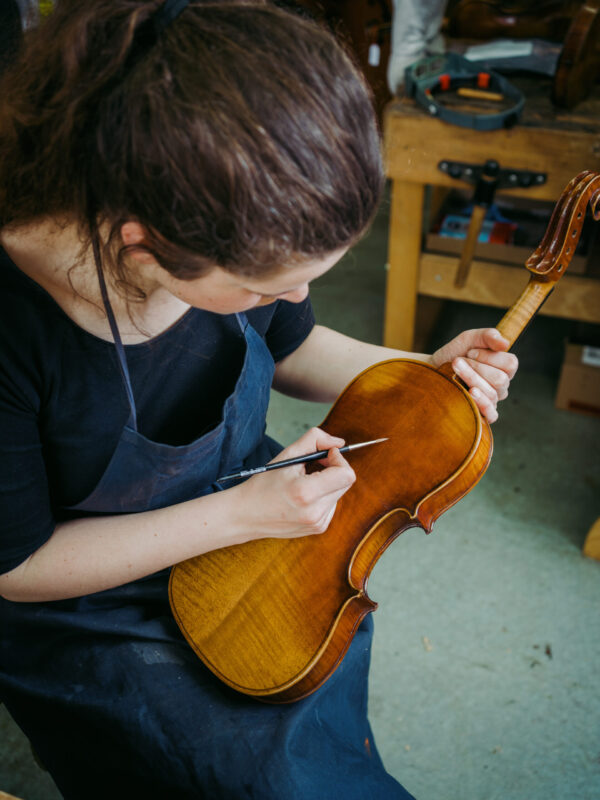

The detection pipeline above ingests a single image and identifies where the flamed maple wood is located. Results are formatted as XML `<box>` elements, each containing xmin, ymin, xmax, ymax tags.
<box><xmin>169</xmin><ymin>171</ymin><xmax>600</xmax><ymax>702</ymax></box>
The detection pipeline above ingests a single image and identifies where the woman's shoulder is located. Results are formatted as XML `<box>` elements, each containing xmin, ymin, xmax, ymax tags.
<box><xmin>247</xmin><ymin>296</ymin><xmax>315</xmax><ymax>362</ymax></box>
<box><xmin>0</xmin><ymin>244</ymin><xmax>63</xmax><ymax>337</ymax></box>
<box><xmin>0</xmin><ymin>244</ymin><xmax>70</xmax><ymax>408</ymax></box>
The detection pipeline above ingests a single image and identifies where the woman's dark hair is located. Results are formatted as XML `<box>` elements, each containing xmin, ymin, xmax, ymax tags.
<box><xmin>0</xmin><ymin>0</ymin><xmax>384</xmax><ymax>284</ymax></box>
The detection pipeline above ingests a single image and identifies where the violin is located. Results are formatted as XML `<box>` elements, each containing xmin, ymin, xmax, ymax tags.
<box><xmin>552</xmin><ymin>0</ymin><xmax>600</xmax><ymax>109</ymax></box>
<box><xmin>169</xmin><ymin>171</ymin><xmax>600</xmax><ymax>703</ymax></box>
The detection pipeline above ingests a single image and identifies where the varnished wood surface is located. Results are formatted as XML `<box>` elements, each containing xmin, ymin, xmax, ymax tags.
<box><xmin>169</xmin><ymin>173</ymin><xmax>598</xmax><ymax>703</ymax></box>
<box><xmin>496</xmin><ymin>171</ymin><xmax>600</xmax><ymax>344</ymax></box>
<box><xmin>169</xmin><ymin>359</ymin><xmax>493</xmax><ymax>702</ymax></box>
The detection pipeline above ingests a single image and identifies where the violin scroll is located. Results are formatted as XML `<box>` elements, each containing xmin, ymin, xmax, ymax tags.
<box><xmin>526</xmin><ymin>171</ymin><xmax>600</xmax><ymax>280</ymax></box>
<box><xmin>496</xmin><ymin>170</ymin><xmax>600</xmax><ymax>348</ymax></box>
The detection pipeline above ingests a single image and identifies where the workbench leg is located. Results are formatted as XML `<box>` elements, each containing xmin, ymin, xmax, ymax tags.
<box><xmin>384</xmin><ymin>180</ymin><xmax>425</xmax><ymax>351</ymax></box>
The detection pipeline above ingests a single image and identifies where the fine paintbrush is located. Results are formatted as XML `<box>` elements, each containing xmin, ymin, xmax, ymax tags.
<box><xmin>217</xmin><ymin>437</ymin><xmax>388</xmax><ymax>482</ymax></box>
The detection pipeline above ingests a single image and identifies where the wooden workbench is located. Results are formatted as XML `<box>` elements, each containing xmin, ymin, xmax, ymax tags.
<box><xmin>383</xmin><ymin>77</ymin><xmax>600</xmax><ymax>350</ymax></box>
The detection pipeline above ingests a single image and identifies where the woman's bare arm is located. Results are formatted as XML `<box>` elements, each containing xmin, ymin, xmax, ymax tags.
<box><xmin>0</xmin><ymin>428</ymin><xmax>355</xmax><ymax>603</ymax></box>
<box><xmin>273</xmin><ymin>324</ymin><xmax>518</xmax><ymax>423</ymax></box>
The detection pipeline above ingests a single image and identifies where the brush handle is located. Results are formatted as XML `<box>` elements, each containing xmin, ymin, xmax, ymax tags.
<box><xmin>217</xmin><ymin>439</ymin><xmax>387</xmax><ymax>482</ymax></box>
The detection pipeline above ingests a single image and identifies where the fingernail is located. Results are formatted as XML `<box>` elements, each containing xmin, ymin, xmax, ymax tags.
<box><xmin>471</xmin><ymin>388</ymin><xmax>481</xmax><ymax>399</ymax></box>
<box><xmin>455</xmin><ymin>358</ymin><xmax>466</xmax><ymax>372</ymax></box>
<box><xmin>467</xmin><ymin>349</ymin><xmax>479</xmax><ymax>360</ymax></box>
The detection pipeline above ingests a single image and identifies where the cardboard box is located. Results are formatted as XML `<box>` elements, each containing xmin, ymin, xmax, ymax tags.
<box><xmin>555</xmin><ymin>344</ymin><xmax>600</xmax><ymax>417</ymax></box>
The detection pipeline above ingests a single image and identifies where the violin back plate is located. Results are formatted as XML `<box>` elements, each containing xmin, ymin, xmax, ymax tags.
<box><xmin>169</xmin><ymin>359</ymin><xmax>493</xmax><ymax>702</ymax></box>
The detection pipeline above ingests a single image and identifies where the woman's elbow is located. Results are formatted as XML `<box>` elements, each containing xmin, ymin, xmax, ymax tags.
<box><xmin>0</xmin><ymin>557</ymin><xmax>35</xmax><ymax>602</ymax></box>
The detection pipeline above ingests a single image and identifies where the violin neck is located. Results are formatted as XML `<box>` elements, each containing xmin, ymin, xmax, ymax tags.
<box><xmin>495</xmin><ymin>276</ymin><xmax>554</xmax><ymax>350</ymax></box>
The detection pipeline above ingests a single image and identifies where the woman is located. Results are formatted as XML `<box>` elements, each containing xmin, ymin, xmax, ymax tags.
<box><xmin>0</xmin><ymin>2</ymin><xmax>517</xmax><ymax>797</ymax></box>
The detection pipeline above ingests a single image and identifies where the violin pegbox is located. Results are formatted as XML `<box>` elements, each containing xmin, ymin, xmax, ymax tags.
<box><xmin>525</xmin><ymin>170</ymin><xmax>600</xmax><ymax>283</ymax></box>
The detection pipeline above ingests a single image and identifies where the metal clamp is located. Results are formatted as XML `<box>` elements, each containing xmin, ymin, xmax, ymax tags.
<box><xmin>438</xmin><ymin>160</ymin><xmax>546</xmax><ymax>190</ymax></box>
<box><xmin>437</xmin><ymin>160</ymin><xmax>547</xmax><ymax>288</ymax></box>
<box><xmin>405</xmin><ymin>53</ymin><xmax>525</xmax><ymax>131</ymax></box>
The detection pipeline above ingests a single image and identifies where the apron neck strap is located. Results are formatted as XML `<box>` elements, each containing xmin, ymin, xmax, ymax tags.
<box><xmin>235</xmin><ymin>312</ymin><xmax>248</xmax><ymax>333</ymax></box>
<box><xmin>91</xmin><ymin>236</ymin><xmax>138</xmax><ymax>431</ymax></box>
<box><xmin>90</xmin><ymin>238</ymin><xmax>253</xmax><ymax>431</ymax></box>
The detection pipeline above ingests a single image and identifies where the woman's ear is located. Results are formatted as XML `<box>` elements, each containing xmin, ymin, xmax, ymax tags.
<box><xmin>120</xmin><ymin>222</ymin><xmax>156</xmax><ymax>264</ymax></box>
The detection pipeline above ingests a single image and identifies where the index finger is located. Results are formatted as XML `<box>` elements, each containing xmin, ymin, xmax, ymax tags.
<box><xmin>305</xmin><ymin>447</ymin><xmax>356</xmax><ymax>497</ymax></box>
<box><xmin>271</xmin><ymin>427</ymin><xmax>345</xmax><ymax>464</ymax></box>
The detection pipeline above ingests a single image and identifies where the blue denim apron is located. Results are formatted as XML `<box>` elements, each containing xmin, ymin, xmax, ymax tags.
<box><xmin>0</xmin><ymin>272</ymin><xmax>413</xmax><ymax>799</ymax></box>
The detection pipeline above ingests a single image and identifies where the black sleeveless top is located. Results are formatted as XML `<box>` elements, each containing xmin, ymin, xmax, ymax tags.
<box><xmin>0</xmin><ymin>246</ymin><xmax>314</xmax><ymax>573</ymax></box>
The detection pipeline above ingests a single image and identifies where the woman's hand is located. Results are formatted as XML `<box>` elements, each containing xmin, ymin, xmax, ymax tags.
<box><xmin>233</xmin><ymin>427</ymin><xmax>356</xmax><ymax>542</ymax></box>
<box><xmin>431</xmin><ymin>328</ymin><xmax>519</xmax><ymax>423</ymax></box>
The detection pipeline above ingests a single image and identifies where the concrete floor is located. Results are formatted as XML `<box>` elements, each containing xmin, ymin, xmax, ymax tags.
<box><xmin>1</xmin><ymin>194</ymin><xmax>599</xmax><ymax>799</ymax></box>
